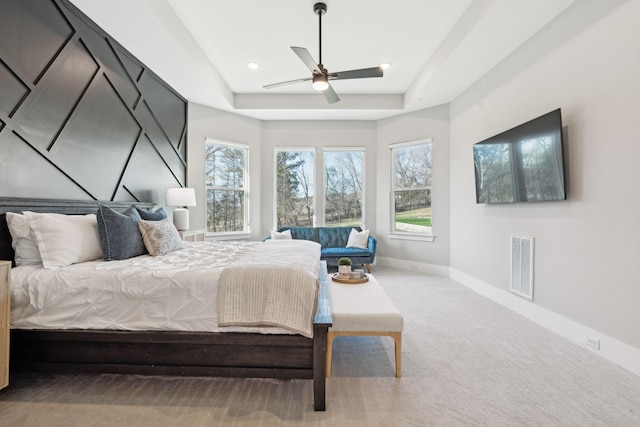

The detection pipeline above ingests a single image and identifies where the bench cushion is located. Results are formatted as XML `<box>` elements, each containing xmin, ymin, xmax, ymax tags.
<box><xmin>330</xmin><ymin>275</ymin><xmax>403</xmax><ymax>332</ymax></box>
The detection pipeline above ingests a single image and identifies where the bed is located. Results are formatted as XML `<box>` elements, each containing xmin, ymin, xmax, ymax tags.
<box><xmin>0</xmin><ymin>197</ymin><xmax>332</xmax><ymax>411</ymax></box>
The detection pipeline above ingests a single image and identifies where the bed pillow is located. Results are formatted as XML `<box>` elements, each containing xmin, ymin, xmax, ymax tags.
<box><xmin>138</xmin><ymin>219</ymin><xmax>183</xmax><ymax>256</ymax></box>
<box><xmin>24</xmin><ymin>211</ymin><xmax>103</xmax><ymax>268</ymax></box>
<box><xmin>270</xmin><ymin>229</ymin><xmax>292</xmax><ymax>240</ymax></box>
<box><xmin>346</xmin><ymin>228</ymin><xmax>369</xmax><ymax>249</ymax></box>
<box><xmin>97</xmin><ymin>205</ymin><xmax>147</xmax><ymax>261</ymax></box>
<box><xmin>136</xmin><ymin>207</ymin><xmax>167</xmax><ymax>221</ymax></box>
<box><xmin>5</xmin><ymin>212</ymin><xmax>43</xmax><ymax>266</ymax></box>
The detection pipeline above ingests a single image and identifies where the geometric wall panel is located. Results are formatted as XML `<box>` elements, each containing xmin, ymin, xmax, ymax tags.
<box><xmin>0</xmin><ymin>61</ymin><xmax>29</xmax><ymax>117</ymax></box>
<box><xmin>0</xmin><ymin>132</ymin><xmax>91</xmax><ymax>200</ymax></box>
<box><xmin>0</xmin><ymin>0</ymin><xmax>73</xmax><ymax>85</ymax></box>
<box><xmin>0</xmin><ymin>0</ymin><xmax>187</xmax><ymax>205</ymax></box>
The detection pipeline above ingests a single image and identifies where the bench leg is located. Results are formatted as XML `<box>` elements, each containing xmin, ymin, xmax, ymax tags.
<box><xmin>365</xmin><ymin>264</ymin><xmax>371</xmax><ymax>273</ymax></box>
<box><xmin>391</xmin><ymin>332</ymin><xmax>402</xmax><ymax>378</ymax></box>
<box><xmin>326</xmin><ymin>331</ymin><xmax>401</xmax><ymax>377</ymax></box>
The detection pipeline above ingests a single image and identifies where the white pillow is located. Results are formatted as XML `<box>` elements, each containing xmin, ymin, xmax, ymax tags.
<box><xmin>346</xmin><ymin>228</ymin><xmax>369</xmax><ymax>249</ymax></box>
<box><xmin>5</xmin><ymin>212</ymin><xmax>43</xmax><ymax>266</ymax></box>
<box><xmin>24</xmin><ymin>211</ymin><xmax>103</xmax><ymax>268</ymax></box>
<box><xmin>138</xmin><ymin>219</ymin><xmax>183</xmax><ymax>256</ymax></box>
<box><xmin>270</xmin><ymin>229</ymin><xmax>292</xmax><ymax>240</ymax></box>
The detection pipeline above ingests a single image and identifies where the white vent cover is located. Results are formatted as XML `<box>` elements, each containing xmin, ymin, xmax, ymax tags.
<box><xmin>510</xmin><ymin>235</ymin><xmax>534</xmax><ymax>300</ymax></box>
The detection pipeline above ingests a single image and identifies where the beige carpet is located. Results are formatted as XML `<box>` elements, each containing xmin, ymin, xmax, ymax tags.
<box><xmin>1</xmin><ymin>267</ymin><xmax>639</xmax><ymax>426</ymax></box>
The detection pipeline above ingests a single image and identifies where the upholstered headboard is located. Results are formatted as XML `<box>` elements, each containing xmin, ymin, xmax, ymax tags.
<box><xmin>0</xmin><ymin>197</ymin><xmax>154</xmax><ymax>265</ymax></box>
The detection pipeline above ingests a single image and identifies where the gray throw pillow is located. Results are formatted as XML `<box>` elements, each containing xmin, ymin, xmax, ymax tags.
<box><xmin>136</xmin><ymin>207</ymin><xmax>167</xmax><ymax>221</ymax></box>
<box><xmin>97</xmin><ymin>205</ymin><xmax>146</xmax><ymax>261</ymax></box>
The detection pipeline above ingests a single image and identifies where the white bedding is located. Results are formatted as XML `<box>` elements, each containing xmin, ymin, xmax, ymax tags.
<box><xmin>10</xmin><ymin>240</ymin><xmax>306</xmax><ymax>335</ymax></box>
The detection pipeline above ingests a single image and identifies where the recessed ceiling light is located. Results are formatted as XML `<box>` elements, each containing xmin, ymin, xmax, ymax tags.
<box><xmin>247</xmin><ymin>62</ymin><xmax>259</xmax><ymax>70</ymax></box>
<box><xmin>379</xmin><ymin>63</ymin><xmax>391</xmax><ymax>70</ymax></box>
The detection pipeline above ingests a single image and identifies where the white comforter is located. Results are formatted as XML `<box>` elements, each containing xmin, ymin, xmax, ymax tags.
<box><xmin>10</xmin><ymin>240</ymin><xmax>306</xmax><ymax>334</ymax></box>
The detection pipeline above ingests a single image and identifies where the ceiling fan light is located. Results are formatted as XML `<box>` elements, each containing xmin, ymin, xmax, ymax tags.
<box><xmin>312</xmin><ymin>74</ymin><xmax>329</xmax><ymax>91</ymax></box>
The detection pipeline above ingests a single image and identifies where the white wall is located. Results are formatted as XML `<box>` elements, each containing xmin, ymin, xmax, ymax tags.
<box><xmin>187</xmin><ymin>102</ymin><xmax>263</xmax><ymax>239</ymax></box>
<box><xmin>376</xmin><ymin>104</ymin><xmax>451</xmax><ymax>269</ymax></box>
<box><xmin>449</xmin><ymin>0</ymin><xmax>640</xmax><ymax>352</ymax></box>
<box><xmin>260</xmin><ymin>120</ymin><xmax>378</xmax><ymax>237</ymax></box>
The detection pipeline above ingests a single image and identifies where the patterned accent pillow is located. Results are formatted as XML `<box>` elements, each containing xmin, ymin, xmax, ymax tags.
<box><xmin>136</xmin><ymin>207</ymin><xmax>167</xmax><ymax>221</ymax></box>
<box><xmin>138</xmin><ymin>219</ymin><xmax>183</xmax><ymax>256</ymax></box>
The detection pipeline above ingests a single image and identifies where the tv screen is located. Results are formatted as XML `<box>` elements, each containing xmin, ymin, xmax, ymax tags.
<box><xmin>473</xmin><ymin>109</ymin><xmax>566</xmax><ymax>204</ymax></box>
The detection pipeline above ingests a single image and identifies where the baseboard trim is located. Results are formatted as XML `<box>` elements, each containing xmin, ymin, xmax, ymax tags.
<box><xmin>376</xmin><ymin>256</ymin><xmax>450</xmax><ymax>277</ymax></box>
<box><xmin>449</xmin><ymin>268</ymin><xmax>640</xmax><ymax>377</ymax></box>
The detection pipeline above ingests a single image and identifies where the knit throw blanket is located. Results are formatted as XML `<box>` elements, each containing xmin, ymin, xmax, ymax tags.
<box><xmin>218</xmin><ymin>239</ymin><xmax>321</xmax><ymax>338</ymax></box>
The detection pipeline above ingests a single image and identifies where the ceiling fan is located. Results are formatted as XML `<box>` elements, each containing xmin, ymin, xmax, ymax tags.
<box><xmin>263</xmin><ymin>2</ymin><xmax>383</xmax><ymax>104</ymax></box>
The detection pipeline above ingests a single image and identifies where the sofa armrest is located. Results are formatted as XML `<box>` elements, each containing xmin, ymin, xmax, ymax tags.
<box><xmin>368</xmin><ymin>236</ymin><xmax>377</xmax><ymax>259</ymax></box>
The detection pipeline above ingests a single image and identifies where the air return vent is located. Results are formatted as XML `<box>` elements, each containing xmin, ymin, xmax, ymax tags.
<box><xmin>510</xmin><ymin>236</ymin><xmax>534</xmax><ymax>300</ymax></box>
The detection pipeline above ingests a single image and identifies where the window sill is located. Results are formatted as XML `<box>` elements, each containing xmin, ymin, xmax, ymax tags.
<box><xmin>388</xmin><ymin>232</ymin><xmax>435</xmax><ymax>242</ymax></box>
<box><xmin>206</xmin><ymin>232</ymin><xmax>251</xmax><ymax>241</ymax></box>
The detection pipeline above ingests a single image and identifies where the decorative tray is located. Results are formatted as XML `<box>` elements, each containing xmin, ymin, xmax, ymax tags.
<box><xmin>331</xmin><ymin>273</ymin><xmax>369</xmax><ymax>284</ymax></box>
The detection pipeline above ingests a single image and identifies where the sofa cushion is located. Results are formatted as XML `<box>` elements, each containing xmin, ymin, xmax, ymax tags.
<box><xmin>279</xmin><ymin>227</ymin><xmax>319</xmax><ymax>242</ymax></box>
<box><xmin>321</xmin><ymin>247</ymin><xmax>372</xmax><ymax>258</ymax></box>
<box><xmin>319</xmin><ymin>227</ymin><xmax>361</xmax><ymax>249</ymax></box>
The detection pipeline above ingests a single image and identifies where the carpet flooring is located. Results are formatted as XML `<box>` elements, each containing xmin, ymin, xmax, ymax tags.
<box><xmin>1</xmin><ymin>266</ymin><xmax>639</xmax><ymax>426</ymax></box>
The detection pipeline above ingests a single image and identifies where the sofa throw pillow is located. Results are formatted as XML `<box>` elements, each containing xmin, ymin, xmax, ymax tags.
<box><xmin>138</xmin><ymin>219</ymin><xmax>183</xmax><ymax>256</ymax></box>
<box><xmin>24</xmin><ymin>211</ymin><xmax>103</xmax><ymax>268</ymax></box>
<box><xmin>136</xmin><ymin>206</ymin><xmax>167</xmax><ymax>221</ymax></box>
<box><xmin>346</xmin><ymin>228</ymin><xmax>369</xmax><ymax>249</ymax></box>
<box><xmin>270</xmin><ymin>229</ymin><xmax>292</xmax><ymax>240</ymax></box>
<box><xmin>6</xmin><ymin>212</ymin><xmax>43</xmax><ymax>266</ymax></box>
<box><xmin>97</xmin><ymin>205</ymin><xmax>147</xmax><ymax>261</ymax></box>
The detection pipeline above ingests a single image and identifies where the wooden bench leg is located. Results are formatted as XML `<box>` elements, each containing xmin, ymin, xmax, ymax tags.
<box><xmin>391</xmin><ymin>332</ymin><xmax>402</xmax><ymax>378</ymax></box>
<box><xmin>326</xmin><ymin>331</ymin><xmax>401</xmax><ymax>377</ymax></box>
<box><xmin>365</xmin><ymin>264</ymin><xmax>371</xmax><ymax>273</ymax></box>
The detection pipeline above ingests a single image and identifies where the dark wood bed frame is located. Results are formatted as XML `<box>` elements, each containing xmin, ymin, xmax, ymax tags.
<box><xmin>0</xmin><ymin>197</ymin><xmax>332</xmax><ymax>411</ymax></box>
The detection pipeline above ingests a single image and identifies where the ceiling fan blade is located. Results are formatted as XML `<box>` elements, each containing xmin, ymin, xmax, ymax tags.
<box><xmin>323</xmin><ymin>84</ymin><xmax>340</xmax><ymax>104</ymax></box>
<box><xmin>330</xmin><ymin>66</ymin><xmax>383</xmax><ymax>80</ymax></box>
<box><xmin>263</xmin><ymin>77</ymin><xmax>312</xmax><ymax>89</ymax></box>
<box><xmin>291</xmin><ymin>46</ymin><xmax>322</xmax><ymax>74</ymax></box>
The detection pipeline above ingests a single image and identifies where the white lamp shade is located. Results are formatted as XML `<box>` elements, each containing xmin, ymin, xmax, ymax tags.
<box><xmin>166</xmin><ymin>188</ymin><xmax>196</xmax><ymax>207</ymax></box>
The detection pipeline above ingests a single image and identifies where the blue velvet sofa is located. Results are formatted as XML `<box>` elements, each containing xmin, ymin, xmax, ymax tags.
<box><xmin>269</xmin><ymin>226</ymin><xmax>377</xmax><ymax>272</ymax></box>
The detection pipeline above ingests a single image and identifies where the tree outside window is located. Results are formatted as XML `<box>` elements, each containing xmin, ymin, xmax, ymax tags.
<box><xmin>391</xmin><ymin>140</ymin><xmax>432</xmax><ymax>234</ymax></box>
<box><xmin>205</xmin><ymin>140</ymin><xmax>248</xmax><ymax>233</ymax></box>
<box><xmin>324</xmin><ymin>149</ymin><xmax>363</xmax><ymax>227</ymax></box>
<box><xmin>275</xmin><ymin>149</ymin><xmax>314</xmax><ymax>228</ymax></box>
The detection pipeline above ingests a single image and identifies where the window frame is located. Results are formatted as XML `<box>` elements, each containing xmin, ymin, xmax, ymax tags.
<box><xmin>204</xmin><ymin>137</ymin><xmax>250</xmax><ymax>237</ymax></box>
<box><xmin>322</xmin><ymin>146</ymin><xmax>366</xmax><ymax>229</ymax></box>
<box><xmin>273</xmin><ymin>147</ymin><xmax>317</xmax><ymax>230</ymax></box>
<box><xmin>389</xmin><ymin>138</ymin><xmax>434</xmax><ymax>242</ymax></box>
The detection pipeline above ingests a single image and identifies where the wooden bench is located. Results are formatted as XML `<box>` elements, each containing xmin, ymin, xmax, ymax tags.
<box><xmin>326</xmin><ymin>274</ymin><xmax>404</xmax><ymax>377</ymax></box>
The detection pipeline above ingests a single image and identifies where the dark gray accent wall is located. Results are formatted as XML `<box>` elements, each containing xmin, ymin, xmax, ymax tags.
<box><xmin>0</xmin><ymin>0</ymin><xmax>187</xmax><ymax>204</ymax></box>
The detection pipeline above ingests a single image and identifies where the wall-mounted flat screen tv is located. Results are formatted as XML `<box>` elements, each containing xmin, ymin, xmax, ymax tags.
<box><xmin>473</xmin><ymin>109</ymin><xmax>566</xmax><ymax>204</ymax></box>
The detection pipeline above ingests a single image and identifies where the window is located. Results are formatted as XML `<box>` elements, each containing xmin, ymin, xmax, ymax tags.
<box><xmin>390</xmin><ymin>139</ymin><xmax>432</xmax><ymax>235</ymax></box>
<box><xmin>324</xmin><ymin>149</ymin><xmax>364</xmax><ymax>227</ymax></box>
<box><xmin>274</xmin><ymin>149</ymin><xmax>315</xmax><ymax>228</ymax></box>
<box><xmin>205</xmin><ymin>139</ymin><xmax>248</xmax><ymax>233</ymax></box>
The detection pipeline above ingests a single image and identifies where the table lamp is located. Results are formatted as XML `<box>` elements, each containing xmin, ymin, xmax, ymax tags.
<box><xmin>166</xmin><ymin>187</ymin><xmax>196</xmax><ymax>230</ymax></box>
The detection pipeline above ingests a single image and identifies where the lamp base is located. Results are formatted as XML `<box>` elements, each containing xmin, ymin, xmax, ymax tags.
<box><xmin>172</xmin><ymin>208</ymin><xmax>189</xmax><ymax>231</ymax></box>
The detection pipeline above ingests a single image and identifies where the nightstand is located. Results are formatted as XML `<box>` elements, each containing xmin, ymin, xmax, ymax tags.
<box><xmin>0</xmin><ymin>260</ymin><xmax>10</xmax><ymax>390</ymax></box>
<box><xmin>178</xmin><ymin>229</ymin><xmax>206</xmax><ymax>242</ymax></box>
